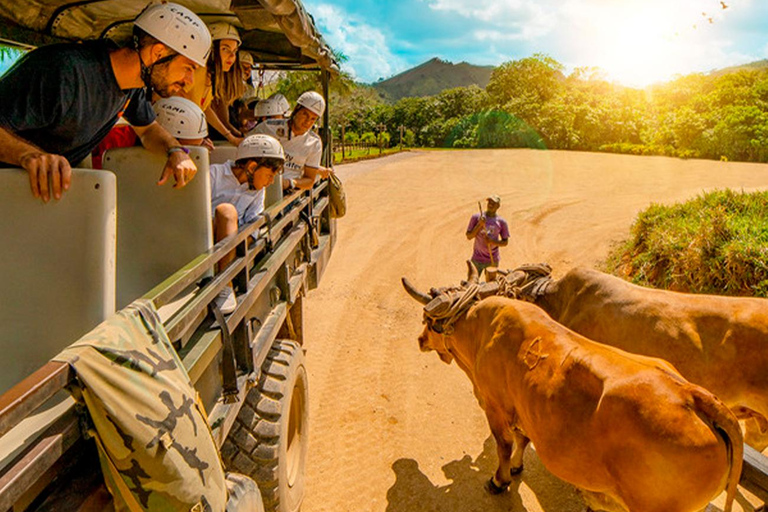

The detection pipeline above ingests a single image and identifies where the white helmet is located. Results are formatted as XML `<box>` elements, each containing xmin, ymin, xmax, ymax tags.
<box><xmin>134</xmin><ymin>3</ymin><xmax>212</xmax><ymax>67</ymax></box>
<box><xmin>268</xmin><ymin>93</ymin><xmax>291</xmax><ymax>116</ymax></box>
<box><xmin>254</xmin><ymin>97</ymin><xmax>286</xmax><ymax>118</ymax></box>
<box><xmin>239</xmin><ymin>51</ymin><xmax>254</xmax><ymax>66</ymax></box>
<box><xmin>153</xmin><ymin>96</ymin><xmax>208</xmax><ymax>139</ymax></box>
<box><xmin>296</xmin><ymin>90</ymin><xmax>325</xmax><ymax>117</ymax></box>
<box><xmin>207</xmin><ymin>22</ymin><xmax>241</xmax><ymax>44</ymax></box>
<box><xmin>236</xmin><ymin>134</ymin><xmax>285</xmax><ymax>161</ymax></box>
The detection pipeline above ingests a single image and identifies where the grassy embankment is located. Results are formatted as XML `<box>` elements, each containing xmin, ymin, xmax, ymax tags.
<box><xmin>605</xmin><ymin>189</ymin><xmax>768</xmax><ymax>297</ymax></box>
<box><xmin>333</xmin><ymin>147</ymin><xmax>403</xmax><ymax>164</ymax></box>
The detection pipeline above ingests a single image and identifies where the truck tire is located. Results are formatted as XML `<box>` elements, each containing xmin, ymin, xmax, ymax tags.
<box><xmin>221</xmin><ymin>339</ymin><xmax>308</xmax><ymax>512</ymax></box>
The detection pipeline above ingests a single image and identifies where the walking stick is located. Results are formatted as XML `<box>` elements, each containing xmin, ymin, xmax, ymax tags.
<box><xmin>478</xmin><ymin>201</ymin><xmax>495</xmax><ymax>268</ymax></box>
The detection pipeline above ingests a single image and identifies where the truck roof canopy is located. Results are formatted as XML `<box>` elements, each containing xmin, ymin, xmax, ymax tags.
<box><xmin>0</xmin><ymin>0</ymin><xmax>337</xmax><ymax>72</ymax></box>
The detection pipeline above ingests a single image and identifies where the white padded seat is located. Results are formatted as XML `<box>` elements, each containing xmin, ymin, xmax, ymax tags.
<box><xmin>0</xmin><ymin>168</ymin><xmax>116</xmax><ymax>394</ymax></box>
<box><xmin>102</xmin><ymin>146</ymin><xmax>213</xmax><ymax>309</ymax></box>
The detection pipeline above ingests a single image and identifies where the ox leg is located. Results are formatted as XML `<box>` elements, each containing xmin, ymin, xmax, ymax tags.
<box><xmin>485</xmin><ymin>415</ymin><xmax>525</xmax><ymax>494</ymax></box>
<box><xmin>509</xmin><ymin>430</ymin><xmax>529</xmax><ymax>476</ymax></box>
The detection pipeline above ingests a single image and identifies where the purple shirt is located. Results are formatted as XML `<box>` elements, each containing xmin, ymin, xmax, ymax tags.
<box><xmin>467</xmin><ymin>213</ymin><xmax>509</xmax><ymax>264</ymax></box>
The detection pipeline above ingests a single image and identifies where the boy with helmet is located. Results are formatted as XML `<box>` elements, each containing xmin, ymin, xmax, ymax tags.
<box><xmin>0</xmin><ymin>2</ymin><xmax>211</xmax><ymax>202</ymax></box>
<box><xmin>91</xmin><ymin>96</ymin><xmax>212</xmax><ymax>169</ymax></box>
<box><xmin>210</xmin><ymin>134</ymin><xmax>285</xmax><ymax>313</ymax></box>
<box><xmin>250</xmin><ymin>90</ymin><xmax>332</xmax><ymax>191</ymax></box>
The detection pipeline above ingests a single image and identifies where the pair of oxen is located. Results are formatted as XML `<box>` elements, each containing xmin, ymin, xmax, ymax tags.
<box><xmin>402</xmin><ymin>263</ymin><xmax>768</xmax><ymax>512</ymax></box>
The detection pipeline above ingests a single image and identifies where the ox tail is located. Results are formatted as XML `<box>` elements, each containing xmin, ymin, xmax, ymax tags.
<box><xmin>691</xmin><ymin>388</ymin><xmax>743</xmax><ymax>512</ymax></box>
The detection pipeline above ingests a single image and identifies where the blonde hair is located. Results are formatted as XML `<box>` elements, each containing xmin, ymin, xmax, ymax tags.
<box><xmin>209</xmin><ymin>40</ymin><xmax>246</xmax><ymax>107</ymax></box>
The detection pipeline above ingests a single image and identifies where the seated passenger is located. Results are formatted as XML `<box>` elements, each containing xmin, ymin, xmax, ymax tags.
<box><xmin>231</xmin><ymin>97</ymin><xmax>258</xmax><ymax>135</ymax></box>
<box><xmin>211</xmin><ymin>134</ymin><xmax>284</xmax><ymax>313</ymax></box>
<box><xmin>250</xmin><ymin>90</ymin><xmax>332</xmax><ymax>191</ymax></box>
<box><xmin>152</xmin><ymin>97</ymin><xmax>213</xmax><ymax>149</ymax></box>
<box><xmin>252</xmin><ymin>96</ymin><xmax>286</xmax><ymax>126</ymax></box>
<box><xmin>92</xmin><ymin>96</ymin><xmax>212</xmax><ymax>168</ymax></box>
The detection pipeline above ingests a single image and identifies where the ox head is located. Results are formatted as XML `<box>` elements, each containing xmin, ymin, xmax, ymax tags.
<box><xmin>402</xmin><ymin>262</ymin><xmax>498</xmax><ymax>365</ymax></box>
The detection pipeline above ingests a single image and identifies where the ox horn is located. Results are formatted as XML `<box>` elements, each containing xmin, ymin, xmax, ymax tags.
<box><xmin>466</xmin><ymin>260</ymin><xmax>479</xmax><ymax>285</ymax></box>
<box><xmin>402</xmin><ymin>277</ymin><xmax>432</xmax><ymax>305</ymax></box>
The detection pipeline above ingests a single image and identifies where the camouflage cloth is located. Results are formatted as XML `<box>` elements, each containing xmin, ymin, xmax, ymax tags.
<box><xmin>53</xmin><ymin>300</ymin><xmax>227</xmax><ymax>512</ymax></box>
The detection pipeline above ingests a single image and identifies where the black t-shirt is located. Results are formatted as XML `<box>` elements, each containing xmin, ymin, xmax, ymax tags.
<box><xmin>0</xmin><ymin>41</ymin><xmax>155</xmax><ymax>166</ymax></box>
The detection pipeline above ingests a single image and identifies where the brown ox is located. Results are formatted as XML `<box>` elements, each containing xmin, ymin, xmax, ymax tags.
<box><xmin>402</xmin><ymin>266</ymin><xmax>742</xmax><ymax>512</ymax></box>
<box><xmin>499</xmin><ymin>265</ymin><xmax>768</xmax><ymax>450</ymax></box>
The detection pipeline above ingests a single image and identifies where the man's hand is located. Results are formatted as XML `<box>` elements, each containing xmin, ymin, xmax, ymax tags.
<box><xmin>318</xmin><ymin>167</ymin><xmax>333</xmax><ymax>179</ymax></box>
<box><xmin>202</xmin><ymin>138</ymin><xmax>215</xmax><ymax>152</ymax></box>
<box><xmin>20</xmin><ymin>151</ymin><xmax>72</xmax><ymax>202</ymax></box>
<box><xmin>157</xmin><ymin>151</ymin><xmax>198</xmax><ymax>189</ymax></box>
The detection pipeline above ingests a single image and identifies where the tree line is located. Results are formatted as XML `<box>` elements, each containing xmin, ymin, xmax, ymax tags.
<box><xmin>283</xmin><ymin>53</ymin><xmax>768</xmax><ymax>163</ymax></box>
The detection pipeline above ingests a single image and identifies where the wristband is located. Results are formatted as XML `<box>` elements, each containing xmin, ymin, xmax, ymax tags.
<box><xmin>167</xmin><ymin>146</ymin><xmax>190</xmax><ymax>156</ymax></box>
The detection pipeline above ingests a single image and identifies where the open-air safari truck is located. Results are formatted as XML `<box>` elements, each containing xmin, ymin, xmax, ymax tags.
<box><xmin>0</xmin><ymin>1</ymin><xmax>338</xmax><ymax>510</ymax></box>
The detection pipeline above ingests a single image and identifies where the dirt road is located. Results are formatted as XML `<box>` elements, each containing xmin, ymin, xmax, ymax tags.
<box><xmin>302</xmin><ymin>149</ymin><xmax>768</xmax><ymax>512</ymax></box>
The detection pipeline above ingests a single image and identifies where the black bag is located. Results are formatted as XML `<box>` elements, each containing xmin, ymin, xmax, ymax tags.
<box><xmin>328</xmin><ymin>172</ymin><xmax>346</xmax><ymax>218</ymax></box>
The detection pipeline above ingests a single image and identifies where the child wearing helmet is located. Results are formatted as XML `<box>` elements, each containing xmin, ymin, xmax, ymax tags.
<box><xmin>0</xmin><ymin>2</ymin><xmax>211</xmax><ymax>202</ymax></box>
<box><xmin>92</xmin><ymin>96</ymin><xmax>212</xmax><ymax>168</ymax></box>
<box><xmin>210</xmin><ymin>134</ymin><xmax>285</xmax><ymax>313</ymax></box>
<box><xmin>181</xmin><ymin>22</ymin><xmax>246</xmax><ymax>147</ymax></box>
<box><xmin>250</xmin><ymin>90</ymin><xmax>332</xmax><ymax>191</ymax></box>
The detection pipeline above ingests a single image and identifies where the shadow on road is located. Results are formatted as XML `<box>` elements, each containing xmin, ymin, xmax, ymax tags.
<box><xmin>386</xmin><ymin>436</ymin><xmax>583</xmax><ymax>512</ymax></box>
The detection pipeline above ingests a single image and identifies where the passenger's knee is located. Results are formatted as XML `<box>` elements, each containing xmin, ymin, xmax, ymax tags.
<box><xmin>215</xmin><ymin>203</ymin><xmax>238</xmax><ymax>221</ymax></box>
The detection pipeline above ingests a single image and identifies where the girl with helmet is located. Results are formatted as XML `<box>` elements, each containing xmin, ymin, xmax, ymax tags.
<box><xmin>181</xmin><ymin>22</ymin><xmax>246</xmax><ymax>147</ymax></box>
<box><xmin>250</xmin><ymin>90</ymin><xmax>332</xmax><ymax>191</ymax></box>
<box><xmin>210</xmin><ymin>134</ymin><xmax>285</xmax><ymax>313</ymax></box>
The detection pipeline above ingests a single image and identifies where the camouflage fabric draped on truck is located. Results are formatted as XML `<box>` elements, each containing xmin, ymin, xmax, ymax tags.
<box><xmin>53</xmin><ymin>300</ymin><xmax>228</xmax><ymax>512</ymax></box>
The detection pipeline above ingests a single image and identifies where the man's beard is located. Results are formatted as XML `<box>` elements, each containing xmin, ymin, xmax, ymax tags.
<box><xmin>151</xmin><ymin>65</ymin><xmax>184</xmax><ymax>98</ymax></box>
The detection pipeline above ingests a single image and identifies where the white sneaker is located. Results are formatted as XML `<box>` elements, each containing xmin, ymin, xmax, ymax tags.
<box><xmin>214</xmin><ymin>286</ymin><xmax>237</xmax><ymax>314</ymax></box>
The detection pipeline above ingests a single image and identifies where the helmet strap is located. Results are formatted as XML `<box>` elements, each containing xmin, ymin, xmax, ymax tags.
<box><xmin>134</xmin><ymin>36</ymin><xmax>178</xmax><ymax>93</ymax></box>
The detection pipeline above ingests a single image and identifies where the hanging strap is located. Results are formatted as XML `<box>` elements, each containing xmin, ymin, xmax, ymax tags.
<box><xmin>210</xmin><ymin>301</ymin><xmax>240</xmax><ymax>404</ymax></box>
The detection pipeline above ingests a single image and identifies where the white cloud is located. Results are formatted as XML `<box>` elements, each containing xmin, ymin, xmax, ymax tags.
<box><xmin>422</xmin><ymin>0</ymin><xmax>556</xmax><ymax>40</ymax></box>
<box><xmin>307</xmin><ymin>3</ymin><xmax>407</xmax><ymax>82</ymax></box>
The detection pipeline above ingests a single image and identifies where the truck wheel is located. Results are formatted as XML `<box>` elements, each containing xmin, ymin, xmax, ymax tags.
<box><xmin>221</xmin><ymin>339</ymin><xmax>308</xmax><ymax>512</ymax></box>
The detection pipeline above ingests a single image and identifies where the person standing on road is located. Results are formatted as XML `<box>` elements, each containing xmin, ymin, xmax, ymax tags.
<box><xmin>0</xmin><ymin>2</ymin><xmax>212</xmax><ymax>202</ymax></box>
<box><xmin>466</xmin><ymin>195</ymin><xmax>509</xmax><ymax>277</ymax></box>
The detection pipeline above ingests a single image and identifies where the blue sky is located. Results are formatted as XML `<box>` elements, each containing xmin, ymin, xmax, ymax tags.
<box><xmin>304</xmin><ymin>0</ymin><xmax>768</xmax><ymax>87</ymax></box>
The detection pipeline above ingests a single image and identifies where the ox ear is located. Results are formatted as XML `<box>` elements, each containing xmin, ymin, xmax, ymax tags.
<box><xmin>466</xmin><ymin>260</ymin><xmax>479</xmax><ymax>285</ymax></box>
<box><xmin>402</xmin><ymin>277</ymin><xmax>431</xmax><ymax>305</ymax></box>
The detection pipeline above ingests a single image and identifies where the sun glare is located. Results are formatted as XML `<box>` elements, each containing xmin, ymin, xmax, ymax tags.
<box><xmin>570</xmin><ymin>1</ymin><xmax>721</xmax><ymax>87</ymax></box>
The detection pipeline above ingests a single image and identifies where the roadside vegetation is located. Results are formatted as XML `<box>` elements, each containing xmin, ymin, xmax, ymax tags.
<box><xmin>276</xmin><ymin>53</ymin><xmax>768</xmax><ymax>164</ymax></box>
<box><xmin>605</xmin><ymin>189</ymin><xmax>768</xmax><ymax>297</ymax></box>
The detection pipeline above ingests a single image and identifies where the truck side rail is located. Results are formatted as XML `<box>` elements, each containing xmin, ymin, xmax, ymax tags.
<box><xmin>0</xmin><ymin>181</ymin><xmax>335</xmax><ymax>511</ymax></box>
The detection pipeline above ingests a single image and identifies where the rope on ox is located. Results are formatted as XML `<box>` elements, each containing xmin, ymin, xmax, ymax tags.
<box><xmin>496</xmin><ymin>263</ymin><xmax>553</xmax><ymax>302</ymax></box>
<box><xmin>423</xmin><ymin>283</ymin><xmax>481</xmax><ymax>335</ymax></box>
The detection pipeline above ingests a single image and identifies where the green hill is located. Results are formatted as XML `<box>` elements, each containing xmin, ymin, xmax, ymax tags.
<box><xmin>373</xmin><ymin>57</ymin><xmax>494</xmax><ymax>101</ymax></box>
<box><xmin>710</xmin><ymin>59</ymin><xmax>768</xmax><ymax>76</ymax></box>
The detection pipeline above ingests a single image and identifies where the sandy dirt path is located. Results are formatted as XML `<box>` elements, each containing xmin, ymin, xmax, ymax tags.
<box><xmin>301</xmin><ymin>149</ymin><xmax>768</xmax><ymax>512</ymax></box>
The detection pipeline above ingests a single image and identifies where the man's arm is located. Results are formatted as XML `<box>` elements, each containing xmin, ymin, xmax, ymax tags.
<box><xmin>0</xmin><ymin>126</ymin><xmax>71</xmax><ymax>202</ymax></box>
<box><xmin>132</xmin><ymin>121</ymin><xmax>197</xmax><ymax>189</ymax></box>
<box><xmin>466</xmin><ymin>216</ymin><xmax>485</xmax><ymax>240</ymax></box>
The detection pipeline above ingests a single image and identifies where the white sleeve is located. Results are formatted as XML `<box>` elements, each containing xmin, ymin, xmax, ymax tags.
<box><xmin>305</xmin><ymin>138</ymin><xmax>322</xmax><ymax>168</ymax></box>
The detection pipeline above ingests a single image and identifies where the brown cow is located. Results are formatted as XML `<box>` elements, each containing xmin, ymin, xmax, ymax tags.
<box><xmin>498</xmin><ymin>264</ymin><xmax>768</xmax><ymax>450</ymax></box>
<box><xmin>402</xmin><ymin>266</ymin><xmax>742</xmax><ymax>512</ymax></box>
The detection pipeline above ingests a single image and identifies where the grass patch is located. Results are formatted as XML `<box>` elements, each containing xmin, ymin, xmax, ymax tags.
<box><xmin>333</xmin><ymin>147</ymin><xmax>404</xmax><ymax>164</ymax></box>
<box><xmin>604</xmin><ymin>189</ymin><xmax>768</xmax><ymax>297</ymax></box>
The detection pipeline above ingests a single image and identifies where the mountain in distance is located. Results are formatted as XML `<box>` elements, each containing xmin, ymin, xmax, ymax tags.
<box><xmin>372</xmin><ymin>57</ymin><xmax>494</xmax><ymax>101</ymax></box>
<box><xmin>709</xmin><ymin>59</ymin><xmax>768</xmax><ymax>77</ymax></box>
